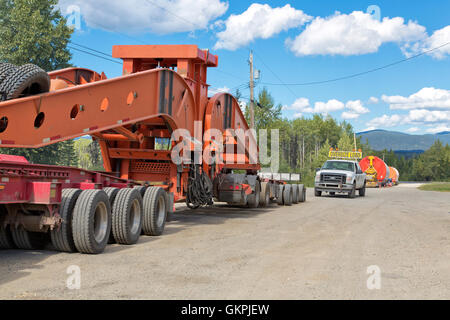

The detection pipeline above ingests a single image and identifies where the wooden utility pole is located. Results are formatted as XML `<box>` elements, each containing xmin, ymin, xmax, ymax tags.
<box><xmin>249</xmin><ymin>50</ymin><xmax>255</xmax><ymax>129</ymax></box>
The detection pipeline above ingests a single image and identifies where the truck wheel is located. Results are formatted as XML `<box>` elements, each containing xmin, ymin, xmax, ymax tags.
<box><xmin>0</xmin><ymin>63</ymin><xmax>17</xmax><ymax>88</ymax></box>
<box><xmin>299</xmin><ymin>184</ymin><xmax>306</xmax><ymax>202</ymax></box>
<box><xmin>50</xmin><ymin>188</ymin><xmax>82</xmax><ymax>252</ymax></box>
<box><xmin>359</xmin><ymin>182</ymin><xmax>366</xmax><ymax>197</ymax></box>
<box><xmin>247</xmin><ymin>181</ymin><xmax>260</xmax><ymax>208</ymax></box>
<box><xmin>329</xmin><ymin>192</ymin><xmax>335</xmax><ymax>196</ymax></box>
<box><xmin>259</xmin><ymin>182</ymin><xmax>270</xmax><ymax>207</ymax></box>
<box><xmin>72</xmin><ymin>190</ymin><xmax>111</xmax><ymax>254</ymax></box>
<box><xmin>142</xmin><ymin>187</ymin><xmax>167</xmax><ymax>236</ymax></box>
<box><xmin>0</xmin><ymin>225</ymin><xmax>15</xmax><ymax>249</ymax></box>
<box><xmin>277</xmin><ymin>185</ymin><xmax>284</xmax><ymax>205</ymax></box>
<box><xmin>314</xmin><ymin>188</ymin><xmax>321</xmax><ymax>197</ymax></box>
<box><xmin>0</xmin><ymin>64</ymin><xmax>50</xmax><ymax>100</ymax></box>
<box><xmin>292</xmin><ymin>184</ymin><xmax>299</xmax><ymax>204</ymax></box>
<box><xmin>348</xmin><ymin>183</ymin><xmax>356</xmax><ymax>199</ymax></box>
<box><xmin>112</xmin><ymin>188</ymin><xmax>143</xmax><ymax>245</ymax></box>
<box><xmin>11</xmin><ymin>226</ymin><xmax>47</xmax><ymax>250</ymax></box>
<box><xmin>104</xmin><ymin>187</ymin><xmax>120</xmax><ymax>244</ymax></box>
<box><xmin>283</xmin><ymin>184</ymin><xmax>293</xmax><ymax>206</ymax></box>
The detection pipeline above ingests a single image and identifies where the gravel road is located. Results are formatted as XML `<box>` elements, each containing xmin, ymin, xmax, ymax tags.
<box><xmin>1</xmin><ymin>185</ymin><xmax>449</xmax><ymax>299</ymax></box>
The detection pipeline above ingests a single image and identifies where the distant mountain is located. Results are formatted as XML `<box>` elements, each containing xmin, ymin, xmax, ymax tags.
<box><xmin>357</xmin><ymin>129</ymin><xmax>450</xmax><ymax>151</ymax></box>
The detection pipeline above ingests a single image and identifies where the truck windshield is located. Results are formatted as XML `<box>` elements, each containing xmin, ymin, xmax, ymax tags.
<box><xmin>322</xmin><ymin>161</ymin><xmax>354</xmax><ymax>172</ymax></box>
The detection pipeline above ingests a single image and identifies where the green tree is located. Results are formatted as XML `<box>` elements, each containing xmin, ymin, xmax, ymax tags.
<box><xmin>0</xmin><ymin>0</ymin><xmax>72</xmax><ymax>71</ymax></box>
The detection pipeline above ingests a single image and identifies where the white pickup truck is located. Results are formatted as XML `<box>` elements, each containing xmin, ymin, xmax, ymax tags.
<box><xmin>314</xmin><ymin>160</ymin><xmax>366</xmax><ymax>198</ymax></box>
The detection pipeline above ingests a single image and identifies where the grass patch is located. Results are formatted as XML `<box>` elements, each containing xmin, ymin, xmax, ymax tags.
<box><xmin>418</xmin><ymin>182</ymin><xmax>450</xmax><ymax>192</ymax></box>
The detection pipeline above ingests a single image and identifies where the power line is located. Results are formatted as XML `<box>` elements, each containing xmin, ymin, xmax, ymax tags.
<box><xmin>70</xmin><ymin>42</ymin><xmax>118</xmax><ymax>59</ymax></box>
<box><xmin>67</xmin><ymin>45</ymin><xmax>122</xmax><ymax>65</ymax></box>
<box><xmin>259</xmin><ymin>41</ymin><xmax>450</xmax><ymax>86</ymax></box>
<box><xmin>252</xmin><ymin>48</ymin><xmax>298</xmax><ymax>99</ymax></box>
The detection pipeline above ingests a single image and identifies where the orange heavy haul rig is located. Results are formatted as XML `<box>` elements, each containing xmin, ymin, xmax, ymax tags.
<box><xmin>0</xmin><ymin>45</ymin><xmax>305</xmax><ymax>254</ymax></box>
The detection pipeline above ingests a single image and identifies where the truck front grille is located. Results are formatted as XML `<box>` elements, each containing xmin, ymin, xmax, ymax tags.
<box><xmin>321</xmin><ymin>174</ymin><xmax>345</xmax><ymax>184</ymax></box>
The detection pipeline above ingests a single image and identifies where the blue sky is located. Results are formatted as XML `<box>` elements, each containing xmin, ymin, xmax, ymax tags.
<box><xmin>59</xmin><ymin>0</ymin><xmax>450</xmax><ymax>134</ymax></box>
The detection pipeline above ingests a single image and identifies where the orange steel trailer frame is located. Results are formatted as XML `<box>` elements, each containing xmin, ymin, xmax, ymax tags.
<box><xmin>0</xmin><ymin>45</ymin><xmax>259</xmax><ymax>203</ymax></box>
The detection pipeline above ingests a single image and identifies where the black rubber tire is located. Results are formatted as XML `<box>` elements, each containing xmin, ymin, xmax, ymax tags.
<box><xmin>72</xmin><ymin>190</ymin><xmax>111</xmax><ymax>254</ymax></box>
<box><xmin>104</xmin><ymin>187</ymin><xmax>120</xmax><ymax>244</ymax></box>
<box><xmin>142</xmin><ymin>187</ymin><xmax>167</xmax><ymax>236</ymax></box>
<box><xmin>11</xmin><ymin>226</ymin><xmax>47</xmax><ymax>250</ymax></box>
<box><xmin>277</xmin><ymin>185</ymin><xmax>284</xmax><ymax>205</ymax></box>
<box><xmin>112</xmin><ymin>188</ymin><xmax>143</xmax><ymax>245</ymax></box>
<box><xmin>259</xmin><ymin>182</ymin><xmax>270</xmax><ymax>207</ymax></box>
<box><xmin>50</xmin><ymin>188</ymin><xmax>82</xmax><ymax>252</ymax></box>
<box><xmin>348</xmin><ymin>183</ymin><xmax>356</xmax><ymax>199</ymax></box>
<box><xmin>283</xmin><ymin>184</ymin><xmax>293</xmax><ymax>206</ymax></box>
<box><xmin>0</xmin><ymin>63</ymin><xmax>17</xmax><ymax>88</ymax></box>
<box><xmin>133</xmin><ymin>186</ymin><xmax>147</xmax><ymax>197</ymax></box>
<box><xmin>359</xmin><ymin>182</ymin><xmax>366</xmax><ymax>197</ymax></box>
<box><xmin>0</xmin><ymin>224</ymin><xmax>15</xmax><ymax>249</ymax></box>
<box><xmin>0</xmin><ymin>64</ymin><xmax>50</xmax><ymax>101</ymax></box>
<box><xmin>314</xmin><ymin>188</ymin><xmax>321</xmax><ymax>197</ymax></box>
<box><xmin>329</xmin><ymin>192</ymin><xmax>335</xmax><ymax>196</ymax></box>
<box><xmin>292</xmin><ymin>184</ymin><xmax>299</xmax><ymax>204</ymax></box>
<box><xmin>247</xmin><ymin>181</ymin><xmax>261</xmax><ymax>208</ymax></box>
<box><xmin>299</xmin><ymin>184</ymin><xmax>306</xmax><ymax>202</ymax></box>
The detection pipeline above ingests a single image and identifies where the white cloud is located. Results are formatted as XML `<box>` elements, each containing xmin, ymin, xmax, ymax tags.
<box><xmin>368</xmin><ymin>97</ymin><xmax>379</xmax><ymax>104</ymax></box>
<box><xmin>367</xmin><ymin>114</ymin><xmax>403</xmax><ymax>128</ymax></box>
<box><xmin>426</xmin><ymin>125</ymin><xmax>450</xmax><ymax>134</ymax></box>
<box><xmin>58</xmin><ymin>0</ymin><xmax>228</xmax><ymax>34</ymax></box>
<box><xmin>209</xmin><ymin>86</ymin><xmax>230</xmax><ymax>95</ymax></box>
<box><xmin>287</xmin><ymin>11</ymin><xmax>426</xmax><ymax>56</ymax></box>
<box><xmin>406</xmin><ymin>127</ymin><xmax>420</xmax><ymax>133</ymax></box>
<box><xmin>382</xmin><ymin>87</ymin><xmax>450</xmax><ymax>110</ymax></box>
<box><xmin>367</xmin><ymin>109</ymin><xmax>450</xmax><ymax>128</ymax></box>
<box><xmin>341</xmin><ymin>112</ymin><xmax>360</xmax><ymax>120</ymax></box>
<box><xmin>283</xmin><ymin>97</ymin><xmax>310</xmax><ymax>111</ymax></box>
<box><xmin>403</xmin><ymin>25</ymin><xmax>450</xmax><ymax>59</ymax></box>
<box><xmin>313</xmin><ymin>99</ymin><xmax>345</xmax><ymax>114</ymax></box>
<box><xmin>214</xmin><ymin>4</ymin><xmax>312</xmax><ymax>50</ymax></box>
<box><xmin>340</xmin><ymin>100</ymin><xmax>369</xmax><ymax>119</ymax></box>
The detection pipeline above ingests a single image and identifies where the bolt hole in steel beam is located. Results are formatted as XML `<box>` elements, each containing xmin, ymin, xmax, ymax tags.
<box><xmin>34</xmin><ymin>112</ymin><xmax>45</xmax><ymax>129</ymax></box>
<box><xmin>127</xmin><ymin>91</ymin><xmax>136</xmax><ymax>106</ymax></box>
<box><xmin>70</xmin><ymin>104</ymin><xmax>79</xmax><ymax>119</ymax></box>
<box><xmin>100</xmin><ymin>97</ymin><xmax>109</xmax><ymax>112</ymax></box>
<box><xmin>0</xmin><ymin>116</ymin><xmax>8</xmax><ymax>133</ymax></box>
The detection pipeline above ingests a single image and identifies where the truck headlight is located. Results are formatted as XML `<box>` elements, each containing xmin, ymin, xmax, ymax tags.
<box><xmin>346</xmin><ymin>176</ymin><xmax>352</xmax><ymax>183</ymax></box>
<box><xmin>315</xmin><ymin>173</ymin><xmax>321</xmax><ymax>182</ymax></box>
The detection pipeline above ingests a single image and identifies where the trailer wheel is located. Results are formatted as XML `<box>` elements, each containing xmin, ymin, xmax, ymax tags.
<box><xmin>0</xmin><ymin>63</ymin><xmax>17</xmax><ymax>88</ymax></box>
<box><xmin>104</xmin><ymin>187</ymin><xmax>120</xmax><ymax>244</ymax></box>
<box><xmin>50</xmin><ymin>188</ymin><xmax>82</xmax><ymax>252</ymax></box>
<box><xmin>133</xmin><ymin>186</ymin><xmax>147</xmax><ymax>197</ymax></box>
<box><xmin>259</xmin><ymin>182</ymin><xmax>270</xmax><ymax>207</ymax></box>
<box><xmin>142</xmin><ymin>187</ymin><xmax>167</xmax><ymax>236</ymax></box>
<box><xmin>277</xmin><ymin>185</ymin><xmax>284</xmax><ymax>205</ymax></box>
<box><xmin>72</xmin><ymin>190</ymin><xmax>111</xmax><ymax>254</ymax></box>
<box><xmin>283</xmin><ymin>184</ymin><xmax>293</xmax><ymax>206</ymax></box>
<box><xmin>247</xmin><ymin>181</ymin><xmax>261</xmax><ymax>208</ymax></box>
<box><xmin>0</xmin><ymin>64</ymin><xmax>50</xmax><ymax>101</ymax></box>
<box><xmin>0</xmin><ymin>225</ymin><xmax>15</xmax><ymax>249</ymax></box>
<box><xmin>299</xmin><ymin>184</ymin><xmax>306</xmax><ymax>202</ymax></box>
<box><xmin>112</xmin><ymin>188</ymin><xmax>143</xmax><ymax>245</ymax></box>
<box><xmin>292</xmin><ymin>184</ymin><xmax>299</xmax><ymax>204</ymax></box>
<box><xmin>11</xmin><ymin>226</ymin><xmax>47</xmax><ymax>250</ymax></box>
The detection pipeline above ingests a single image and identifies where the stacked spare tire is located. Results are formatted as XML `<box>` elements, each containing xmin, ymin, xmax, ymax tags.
<box><xmin>0</xmin><ymin>62</ymin><xmax>50</xmax><ymax>101</ymax></box>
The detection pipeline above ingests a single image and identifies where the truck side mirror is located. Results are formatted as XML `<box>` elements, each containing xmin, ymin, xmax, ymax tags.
<box><xmin>315</xmin><ymin>168</ymin><xmax>320</xmax><ymax>172</ymax></box>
